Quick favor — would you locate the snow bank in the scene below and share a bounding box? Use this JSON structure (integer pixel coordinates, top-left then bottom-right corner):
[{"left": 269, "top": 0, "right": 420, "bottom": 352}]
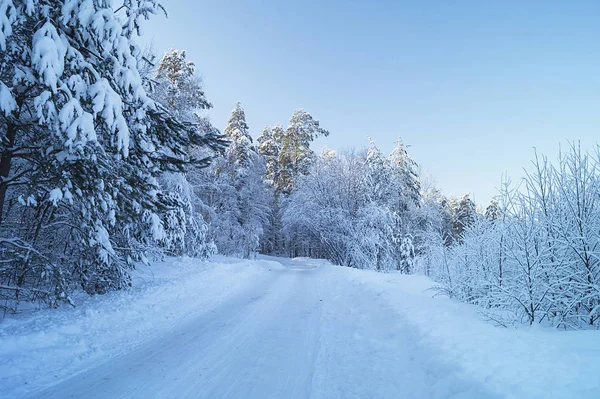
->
[
  {"left": 0, "top": 256, "right": 279, "bottom": 398},
  {"left": 331, "top": 266, "right": 600, "bottom": 399}
]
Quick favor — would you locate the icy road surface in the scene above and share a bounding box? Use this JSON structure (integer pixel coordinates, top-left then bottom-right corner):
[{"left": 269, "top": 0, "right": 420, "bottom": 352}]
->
[{"left": 23, "top": 257, "right": 496, "bottom": 399}]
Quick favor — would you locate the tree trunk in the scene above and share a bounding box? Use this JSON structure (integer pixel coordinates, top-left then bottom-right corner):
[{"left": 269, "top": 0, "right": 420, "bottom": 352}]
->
[{"left": 0, "top": 123, "right": 16, "bottom": 224}]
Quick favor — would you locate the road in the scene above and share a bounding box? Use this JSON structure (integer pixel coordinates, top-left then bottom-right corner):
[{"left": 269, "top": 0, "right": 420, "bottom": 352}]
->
[{"left": 28, "top": 257, "right": 497, "bottom": 399}]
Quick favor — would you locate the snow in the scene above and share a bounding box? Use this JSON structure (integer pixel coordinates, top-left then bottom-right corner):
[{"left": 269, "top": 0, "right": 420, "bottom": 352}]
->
[
  {"left": 89, "top": 78, "right": 130, "bottom": 156},
  {"left": 58, "top": 98, "right": 97, "bottom": 149},
  {"left": 332, "top": 267, "right": 600, "bottom": 399},
  {"left": 1, "top": 256, "right": 598, "bottom": 398},
  {"left": 149, "top": 211, "right": 165, "bottom": 240},
  {"left": 0, "top": 0, "right": 16, "bottom": 51},
  {"left": 0, "top": 81, "right": 16, "bottom": 115},
  {"left": 47, "top": 188, "right": 63, "bottom": 206},
  {"left": 0, "top": 256, "right": 280, "bottom": 398},
  {"left": 31, "top": 22, "right": 67, "bottom": 93}
]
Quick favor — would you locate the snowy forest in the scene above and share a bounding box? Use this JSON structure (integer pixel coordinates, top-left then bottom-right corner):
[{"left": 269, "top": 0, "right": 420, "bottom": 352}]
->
[{"left": 1, "top": 1, "right": 599, "bottom": 331}]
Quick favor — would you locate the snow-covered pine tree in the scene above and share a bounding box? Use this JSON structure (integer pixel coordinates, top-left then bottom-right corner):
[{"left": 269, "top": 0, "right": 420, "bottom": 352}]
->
[
  {"left": 223, "top": 102, "right": 253, "bottom": 167},
  {"left": 204, "top": 103, "right": 269, "bottom": 258},
  {"left": 277, "top": 109, "right": 329, "bottom": 194},
  {"left": 409, "top": 179, "right": 447, "bottom": 275},
  {"left": 452, "top": 194, "right": 477, "bottom": 242},
  {"left": 388, "top": 137, "right": 421, "bottom": 213},
  {"left": 257, "top": 125, "right": 282, "bottom": 189},
  {"left": 485, "top": 200, "right": 501, "bottom": 221},
  {"left": 386, "top": 138, "right": 421, "bottom": 269},
  {"left": 363, "top": 138, "right": 391, "bottom": 204},
  {"left": 399, "top": 234, "right": 415, "bottom": 274},
  {"left": 0, "top": 1, "right": 224, "bottom": 311},
  {"left": 149, "top": 47, "right": 219, "bottom": 257},
  {"left": 257, "top": 125, "right": 283, "bottom": 253},
  {"left": 153, "top": 48, "right": 211, "bottom": 117}
]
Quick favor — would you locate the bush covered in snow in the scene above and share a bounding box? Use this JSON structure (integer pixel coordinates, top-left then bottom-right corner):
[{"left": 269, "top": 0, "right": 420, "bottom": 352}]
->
[{"left": 422, "top": 144, "right": 600, "bottom": 329}]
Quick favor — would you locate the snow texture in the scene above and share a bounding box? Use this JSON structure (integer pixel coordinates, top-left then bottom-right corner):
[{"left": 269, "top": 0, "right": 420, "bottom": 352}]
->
[
  {"left": 0, "top": 81, "right": 16, "bottom": 115},
  {"left": 1, "top": 256, "right": 597, "bottom": 399}
]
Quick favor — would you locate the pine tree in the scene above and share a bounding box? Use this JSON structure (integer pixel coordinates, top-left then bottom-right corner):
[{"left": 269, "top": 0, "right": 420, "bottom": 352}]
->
[
  {"left": 149, "top": 47, "right": 220, "bottom": 257},
  {"left": 399, "top": 234, "right": 415, "bottom": 273},
  {"left": 452, "top": 194, "right": 477, "bottom": 243},
  {"left": 257, "top": 125, "right": 283, "bottom": 253},
  {"left": 154, "top": 48, "right": 211, "bottom": 117},
  {"left": 223, "top": 102, "right": 253, "bottom": 167},
  {"left": 388, "top": 137, "right": 421, "bottom": 212},
  {"left": 0, "top": 1, "right": 224, "bottom": 309},
  {"left": 257, "top": 125, "right": 283, "bottom": 189},
  {"left": 485, "top": 199, "right": 501, "bottom": 221},
  {"left": 364, "top": 138, "right": 390, "bottom": 203},
  {"left": 277, "top": 109, "right": 329, "bottom": 194},
  {"left": 204, "top": 103, "right": 268, "bottom": 258},
  {"left": 438, "top": 196, "right": 456, "bottom": 246}
]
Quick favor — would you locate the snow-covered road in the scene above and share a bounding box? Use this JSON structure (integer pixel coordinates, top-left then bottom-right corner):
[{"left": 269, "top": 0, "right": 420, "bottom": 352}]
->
[
  {"left": 24, "top": 257, "right": 496, "bottom": 399},
  {"left": 4, "top": 256, "right": 599, "bottom": 399}
]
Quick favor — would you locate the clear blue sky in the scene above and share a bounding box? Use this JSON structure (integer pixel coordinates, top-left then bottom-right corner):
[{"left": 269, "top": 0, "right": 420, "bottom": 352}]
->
[{"left": 142, "top": 0, "right": 600, "bottom": 205}]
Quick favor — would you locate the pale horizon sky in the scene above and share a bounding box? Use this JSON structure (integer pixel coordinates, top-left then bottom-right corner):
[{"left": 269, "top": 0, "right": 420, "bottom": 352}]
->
[{"left": 141, "top": 1, "right": 599, "bottom": 206}]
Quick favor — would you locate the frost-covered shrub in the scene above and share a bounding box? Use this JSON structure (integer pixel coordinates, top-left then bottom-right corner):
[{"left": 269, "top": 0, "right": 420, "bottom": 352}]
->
[{"left": 424, "top": 145, "right": 600, "bottom": 329}]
